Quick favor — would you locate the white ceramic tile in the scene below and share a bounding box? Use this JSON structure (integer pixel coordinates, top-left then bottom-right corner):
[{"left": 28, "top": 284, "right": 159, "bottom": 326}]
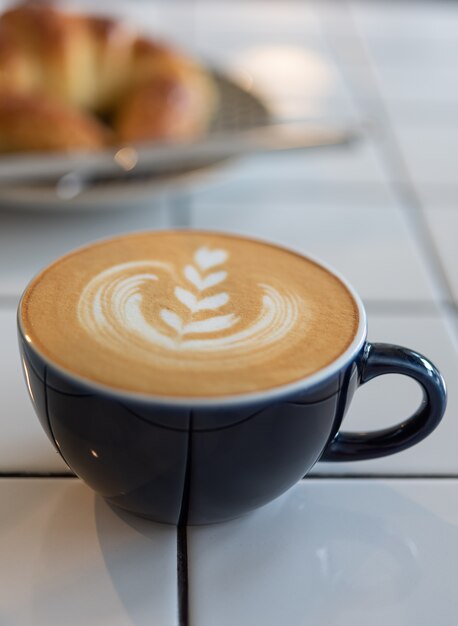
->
[
  {"left": 332, "top": 34, "right": 458, "bottom": 119},
  {"left": 188, "top": 479, "right": 458, "bottom": 626},
  {"left": 343, "top": 3, "right": 458, "bottom": 113},
  {"left": 349, "top": 0, "right": 458, "bottom": 69},
  {"left": 311, "top": 17, "right": 380, "bottom": 107},
  {"left": 351, "top": 0, "right": 458, "bottom": 39},
  {"left": 372, "top": 67, "right": 458, "bottom": 105},
  {"left": 348, "top": 50, "right": 458, "bottom": 125},
  {"left": 0, "top": 202, "right": 168, "bottom": 297},
  {"left": 360, "top": 34, "right": 458, "bottom": 69},
  {"left": 417, "top": 185, "right": 458, "bottom": 209},
  {"left": 312, "top": 312, "right": 458, "bottom": 475},
  {"left": 314, "top": 0, "right": 353, "bottom": 31},
  {"left": 190, "top": 193, "right": 438, "bottom": 302},
  {"left": 324, "top": 62, "right": 380, "bottom": 110},
  {"left": 381, "top": 101, "right": 458, "bottom": 129},
  {"left": 423, "top": 208, "right": 458, "bottom": 303},
  {"left": 0, "top": 479, "right": 177, "bottom": 625},
  {"left": 191, "top": 177, "right": 393, "bottom": 211},
  {"left": 392, "top": 126, "right": 458, "bottom": 186},
  {"left": 0, "top": 308, "right": 68, "bottom": 472}
]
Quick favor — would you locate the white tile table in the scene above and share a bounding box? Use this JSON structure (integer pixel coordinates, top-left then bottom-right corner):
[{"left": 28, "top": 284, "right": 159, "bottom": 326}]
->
[
  {"left": 355, "top": 32, "right": 458, "bottom": 70},
  {"left": 188, "top": 479, "right": 458, "bottom": 626},
  {"left": 351, "top": 0, "right": 458, "bottom": 39},
  {"left": 0, "top": 1, "right": 458, "bottom": 625},
  {"left": 0, "top": 479, "right": 178, "bottom": 626},
  {"left": 391, "top": 127, "right": 458, "bottom": 188},
  {"left": 370, "top": 67, "right": 458, "bottom": 106}
]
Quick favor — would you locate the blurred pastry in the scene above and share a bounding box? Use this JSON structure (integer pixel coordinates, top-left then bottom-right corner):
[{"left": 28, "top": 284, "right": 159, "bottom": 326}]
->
[
  {"left": 0, "top": 92, "right": 110, "bottom": 152},
  {"left": 0, "top": 2, "right": 217, "bottom": 152}
]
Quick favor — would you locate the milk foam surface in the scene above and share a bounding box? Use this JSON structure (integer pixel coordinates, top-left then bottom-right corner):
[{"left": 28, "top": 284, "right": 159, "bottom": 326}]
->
[{"left": 21, "top": 231, "right": 359, "bottom": 397}]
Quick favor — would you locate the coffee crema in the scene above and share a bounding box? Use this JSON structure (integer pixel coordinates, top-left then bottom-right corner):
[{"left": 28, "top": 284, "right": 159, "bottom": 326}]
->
[{"left": 20, "top": 231, "right": 359, "bottom": 397}]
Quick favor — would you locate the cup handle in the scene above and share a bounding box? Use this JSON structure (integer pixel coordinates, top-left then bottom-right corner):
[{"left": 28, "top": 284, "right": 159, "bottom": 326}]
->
[{"left": 320, "top": 342, "right": 447, "bottom": 462}]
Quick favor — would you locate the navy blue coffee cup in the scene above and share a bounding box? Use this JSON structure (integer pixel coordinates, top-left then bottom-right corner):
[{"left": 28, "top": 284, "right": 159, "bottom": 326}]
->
[{"left": 18, "top": 253, "right": 447, "bottom": 525}]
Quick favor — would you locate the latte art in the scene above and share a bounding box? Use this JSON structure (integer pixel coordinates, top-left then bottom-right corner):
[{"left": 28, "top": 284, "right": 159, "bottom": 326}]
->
[
  {"left": 20, "top": 231, "right": 359, "bottom": 397},
  {"left": 77, "top": 247, "right": 302, "bottom": 368}
]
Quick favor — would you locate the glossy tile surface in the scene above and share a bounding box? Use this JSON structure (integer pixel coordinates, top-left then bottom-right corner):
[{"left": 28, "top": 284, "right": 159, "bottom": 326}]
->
[
  {"left": 0, "top": 479, "right": 178, "bottom": 625},
  {"left": 188, "top": 479, "right": 458, "bottom": 626}
]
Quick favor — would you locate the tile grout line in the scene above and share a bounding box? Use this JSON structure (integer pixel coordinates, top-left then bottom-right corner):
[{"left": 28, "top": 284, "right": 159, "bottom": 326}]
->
[
  {"left": 177, "top": 525, "right": 189, "bottom": 626},
  {"left": 363, "top": 300, "right": 448, "bottom": 315},
  {"left": 1, "top": 472, "right": 458, "bottom": 480},
  {"left": 167, "top": 191, "right": 193, "bottom": 229},
  {"left": 0, "top": 472, "right": 76, "bottom": 478},
  {"left": 0, "top": 295, "right": 19, "bottom": 307},
  {"left": 177, "top": 410, "right": 193, "bottom": 626}
]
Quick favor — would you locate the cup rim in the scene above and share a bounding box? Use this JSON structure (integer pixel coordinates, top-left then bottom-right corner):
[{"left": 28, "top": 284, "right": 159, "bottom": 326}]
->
[{"left": 18, "top": 229, "right": 368, "bottom": 408}]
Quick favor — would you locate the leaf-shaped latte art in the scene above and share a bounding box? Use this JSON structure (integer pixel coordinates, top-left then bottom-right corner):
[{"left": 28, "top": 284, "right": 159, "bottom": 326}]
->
[
  {"left": 175, "top": 287, "right": 228, "bottom": 312},
  {"left": 160, "top": 309, "right": 183, "bottom": 333},
  {"left": 195, "top": 293, "right": 229, "bottom": 311},
  {"left": 184, "top": 265, "right": 227, "bottom": 291},
  {"left": 174, "top": 287, "right": 197, "bottom": 310},
  {"left": 77, "top": 245, "right": 304, "bottom": 369},
  {"left": 183, "top": 314, "right": 238, "bottom": 335}
]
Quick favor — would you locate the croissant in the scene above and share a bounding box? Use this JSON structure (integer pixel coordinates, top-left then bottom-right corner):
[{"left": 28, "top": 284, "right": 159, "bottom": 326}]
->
[{"left": 0, "top": 3, "right": 217, "bottom": 152}]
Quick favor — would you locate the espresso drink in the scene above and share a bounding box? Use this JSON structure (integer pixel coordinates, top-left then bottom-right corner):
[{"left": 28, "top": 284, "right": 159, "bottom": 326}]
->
[{"left": 20, "top": 231, "right": 359, "bottom": 397}]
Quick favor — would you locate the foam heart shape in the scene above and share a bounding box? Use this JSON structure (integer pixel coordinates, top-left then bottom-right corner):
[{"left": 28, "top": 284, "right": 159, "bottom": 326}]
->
[{"left": 194, "top": 247, "right": 228, "bottom": 271}]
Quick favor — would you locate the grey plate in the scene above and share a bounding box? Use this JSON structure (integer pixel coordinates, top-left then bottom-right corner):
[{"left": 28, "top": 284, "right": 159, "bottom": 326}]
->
[{"left": 0, "top": 72, "right": 271, "bottom": 212}]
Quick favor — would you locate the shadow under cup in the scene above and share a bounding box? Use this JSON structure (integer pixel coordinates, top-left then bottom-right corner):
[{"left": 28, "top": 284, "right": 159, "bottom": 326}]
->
[{"left": 18, "top": 310, "right": 446, "bottom": 525}]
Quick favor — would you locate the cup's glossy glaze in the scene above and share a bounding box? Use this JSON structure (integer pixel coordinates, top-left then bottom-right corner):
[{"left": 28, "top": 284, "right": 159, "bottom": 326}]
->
[
  {"left": 17, "top": 233, "right": 447, "bottom": 524},
  {"left": 18, "top": 325, "right": 446, "bottom": 525}
]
